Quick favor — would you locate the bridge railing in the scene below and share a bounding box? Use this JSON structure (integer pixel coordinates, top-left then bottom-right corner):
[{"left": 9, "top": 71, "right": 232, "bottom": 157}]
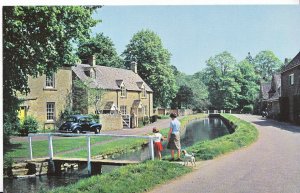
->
[
  {"left": 204, "top": 110, "right": 232, "bottom": 114},
  {"left": 28, "top": 133, "right": 158, "bottom": 175}
]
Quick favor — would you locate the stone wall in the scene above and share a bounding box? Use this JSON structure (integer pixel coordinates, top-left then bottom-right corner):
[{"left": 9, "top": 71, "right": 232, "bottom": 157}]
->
[
  {"left": 156, "top": 108, "right": 193, "bottom": 116},
  {"left": 100, "top": 114, "right": 123, "bottom": 131}
]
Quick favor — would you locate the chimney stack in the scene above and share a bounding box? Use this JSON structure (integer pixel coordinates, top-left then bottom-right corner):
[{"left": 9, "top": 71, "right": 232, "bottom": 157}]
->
[
  {"left": 88, "top": 55, "right": 96, "bottom": 67},
  {"left": 130, "top": 61, "right": 137, "bottom": 74}
]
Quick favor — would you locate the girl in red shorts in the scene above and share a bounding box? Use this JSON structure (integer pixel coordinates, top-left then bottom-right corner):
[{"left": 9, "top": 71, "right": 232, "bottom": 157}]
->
[{"left": 152, "top": 127, "right": 165, "bottom": 160}]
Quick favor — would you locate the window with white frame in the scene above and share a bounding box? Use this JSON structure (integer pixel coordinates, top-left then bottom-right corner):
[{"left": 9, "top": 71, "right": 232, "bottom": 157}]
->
[
  {"left": 45, "top": 73, "right": 55, "bottom": 88},
  {"left": 120, "top": 85, "right": 127, "bottom": 97},
  {"left": 46, "top": 102, "right": 55, "bottom": 121},
  {"left": 120, "top": 105, "right": 127, "bottom": 115},
  {"left": 289, "top": 74, "right": 294, "bottom": 85}
]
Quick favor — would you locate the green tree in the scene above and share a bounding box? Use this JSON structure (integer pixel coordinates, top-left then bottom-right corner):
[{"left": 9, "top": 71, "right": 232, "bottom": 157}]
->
[
  {"left": 235, "top": 60, "right": 260, "bottom": 110},
  {"left": 173, "top": 71, "right": 209, "bottom": 111},
  {"left": 254, "top": 50, "right": 283, "bottom": 81},
  {"left": 3, "top": 6, "right": 99, "bottom": 143},
  {"left": 122, "top": 29, "right": 177, "bottom": 107},
  {"left": 77, "top": 33, "right": 124, "bottom": 68},
  {"left": 73, "top": 79, "right": 106, "bottom": 114},
  {"left": 204, "top": 51, "right": 240, "bottom": 110},
  {"left": 190, "top": 72, "right": 210, "bottom": 111},
  {"left": 171, "top": 85, "right": 194, "bottom": 109}
]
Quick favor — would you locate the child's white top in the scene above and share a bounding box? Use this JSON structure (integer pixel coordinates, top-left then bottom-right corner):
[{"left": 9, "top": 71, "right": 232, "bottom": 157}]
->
[{"left": 153, "top": 133, "right": 162, "bottom": 142}]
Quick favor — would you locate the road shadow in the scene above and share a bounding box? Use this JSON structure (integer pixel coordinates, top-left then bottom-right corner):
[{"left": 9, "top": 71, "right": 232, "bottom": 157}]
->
[{"left": 252, "top": 119, "right": 300, "bottom": 133}]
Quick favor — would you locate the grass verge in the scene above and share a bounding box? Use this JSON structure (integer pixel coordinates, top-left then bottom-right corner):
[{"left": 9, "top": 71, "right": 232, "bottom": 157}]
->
[
  {"left": 187, "top": 114, "right": 259, "bottom": 160},
  {"left": 5, "top": 136, "right": 113, "bottom": 159},
  {"left": 46, "top": 160, "right": 192, "bottom": 193},
  {"left": 62, "top": 138, "right": 147, "bottom": 158}
]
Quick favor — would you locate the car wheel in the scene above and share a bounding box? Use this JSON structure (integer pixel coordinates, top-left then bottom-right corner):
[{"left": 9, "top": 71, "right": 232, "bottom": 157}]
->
[
  {"left": 95, "top": 128, "right": 100, "bottom": 134},
  {"left": 75, "top": 129, "right": 80, "bottom": 134}
]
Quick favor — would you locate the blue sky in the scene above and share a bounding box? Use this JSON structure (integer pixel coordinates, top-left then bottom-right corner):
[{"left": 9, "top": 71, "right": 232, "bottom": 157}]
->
[{"left": 92, "top": 5, "right": 300, "bottom": 75}]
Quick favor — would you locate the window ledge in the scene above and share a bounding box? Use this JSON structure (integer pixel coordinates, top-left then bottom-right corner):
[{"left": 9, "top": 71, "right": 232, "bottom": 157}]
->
[
  {"left": 43, "top": 87, "right": 57, "bottom": 91},
  {"left": 45, "top": 120, "right": 55, "bottom": 124}
]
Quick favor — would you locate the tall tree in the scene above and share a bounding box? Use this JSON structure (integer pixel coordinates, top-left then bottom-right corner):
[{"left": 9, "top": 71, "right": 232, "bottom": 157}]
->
[
  {"left": 122, "top": 29, "right": 177, "bottom": 107},
  {"left": 171, "top": 85, "right": 194, "bottom": 109},
  {"left": 77, "top": 33, "right": 124, "bottom": 68},
  {"left": 190, "top": 72, "right": 210, "bottom": 111},
  {"left": 254, "top": 50, "right": 283, "bottom": 81},
  {"left": 204, "top": 51, "right": 240, "bottom": 110},
  {"left": 172, "top": 71, "right": 209, "bottom": 111},
  {"left": 235, "top": 60, "right": 260, "bottom": 109},
  {"left": 3, "top": 6, "right": 99, "bottom": 144}
]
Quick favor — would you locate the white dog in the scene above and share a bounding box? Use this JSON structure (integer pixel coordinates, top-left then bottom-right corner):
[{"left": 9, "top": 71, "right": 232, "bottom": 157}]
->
[{"left": 182, "top": 150, "right": 196, "bottom": 166}]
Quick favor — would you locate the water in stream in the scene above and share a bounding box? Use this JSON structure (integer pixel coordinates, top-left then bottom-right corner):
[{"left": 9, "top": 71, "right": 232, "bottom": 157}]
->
[{"left": 4, "top": 117, "right": 230, "bottom": 193}]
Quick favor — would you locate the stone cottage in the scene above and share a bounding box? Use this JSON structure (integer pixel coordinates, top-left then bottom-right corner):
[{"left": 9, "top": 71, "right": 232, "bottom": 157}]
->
[
  {"left": 280, "top": 52, "right": 300, "bottom": 124},
  {"left": 18, "top": 57, "right": 153, "bottom": 130}
]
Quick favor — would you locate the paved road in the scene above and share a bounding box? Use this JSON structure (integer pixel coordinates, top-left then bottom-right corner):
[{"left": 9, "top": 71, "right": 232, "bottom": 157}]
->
[{"left": 149, "top": 114, "right": 300, "bottom": 193}]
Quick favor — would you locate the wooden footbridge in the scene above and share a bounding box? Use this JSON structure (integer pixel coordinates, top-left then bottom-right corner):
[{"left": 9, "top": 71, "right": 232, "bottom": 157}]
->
[{"left": 28, "top": 133, "right": 158, "bottom": 175}]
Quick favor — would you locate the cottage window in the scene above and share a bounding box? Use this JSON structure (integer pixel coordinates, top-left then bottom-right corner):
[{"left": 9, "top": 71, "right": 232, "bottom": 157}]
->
[
  {"left": 46, "top": 73, "right": 55, "bottom": 88},
  {"left": 121, "top": 85, "right": 127, "bottom": 97},
  {"left": 46, "top": 102, "right": 55, "bottom": 121},
  {"left": 144, "top": 105, "right": 148, "bottom": 115},
  {"left": 120, "top": 105, "right": 127, "bottom": 115},
  {"left": 141, "top": 86, "right": 147, "bottom": 98},
  {"left": 289, "top": 74, "right": 294, "bottom": 85}
]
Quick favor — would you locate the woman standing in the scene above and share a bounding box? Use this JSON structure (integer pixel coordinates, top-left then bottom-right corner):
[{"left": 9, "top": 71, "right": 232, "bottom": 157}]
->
[{"left": 167, "top": 113, "right": 181, "bottom": 161}]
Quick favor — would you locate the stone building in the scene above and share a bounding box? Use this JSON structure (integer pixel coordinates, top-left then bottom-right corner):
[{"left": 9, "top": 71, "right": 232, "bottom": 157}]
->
[
  {"left": 259, "top": 82, "right": 271, "bottom": 113},
  {"left": 18, "top": 58, "right": 153, "bottom": 130},
  {"left": 280, "top": 52, "right": 300, "bottom": 124},
  {"left": 267, "top": 74, "right": 281, "bottom": 119},
  {"left": 18, "top": 67, "right": 73, "bottom": 130}
]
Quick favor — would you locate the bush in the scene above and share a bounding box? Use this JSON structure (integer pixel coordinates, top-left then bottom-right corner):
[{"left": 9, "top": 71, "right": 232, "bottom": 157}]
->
[
  {"left": 4, "top": 111, "right": 21, "bottom": 144},
  {"left": 242, "top": 105, "right": 253, "bottom": 114},
  {"left": 151, "top": 115, "right": 158, "bottom": 123},
  {"left": 4, "top": 155, "right": 13, "bottom": 177},
  {"left": 143, "top": 116, "right": 150, "bottom": 125},
  {"left": 19, "top": 116, "right": 39, "bottom": 136}
]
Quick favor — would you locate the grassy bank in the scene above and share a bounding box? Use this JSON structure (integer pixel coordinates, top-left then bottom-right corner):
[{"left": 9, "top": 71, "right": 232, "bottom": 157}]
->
[
  {"left": 62, "top": 138, "right": 147, "bottom": 158},
  {"left": 5, "top": 136, "right": 113, "bottom": 159},
  {"left": 48, "top": 114, "right": 258, "bottom": 193},
  {"left": 187, "top": 114, "right": 259, "bottom": 160},
  {"left": 46, "top": 160, "right": 192, "bottom": 193}
]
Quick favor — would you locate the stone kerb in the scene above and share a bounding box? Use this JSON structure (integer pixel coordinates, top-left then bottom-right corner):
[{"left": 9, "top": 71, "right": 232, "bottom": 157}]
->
[{"left": 99, "top": 114, "right": 123, "bottom": 131}]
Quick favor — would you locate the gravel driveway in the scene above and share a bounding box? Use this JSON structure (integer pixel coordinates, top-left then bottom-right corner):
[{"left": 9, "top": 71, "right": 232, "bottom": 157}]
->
[{"left": 148, "top": 114, "right": 300, "bottom": 193}]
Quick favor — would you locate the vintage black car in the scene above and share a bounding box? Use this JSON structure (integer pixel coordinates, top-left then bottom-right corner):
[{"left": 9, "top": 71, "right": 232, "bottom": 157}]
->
[{"left": 59, "top": 115, "right": 102, "bottom": 134}]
